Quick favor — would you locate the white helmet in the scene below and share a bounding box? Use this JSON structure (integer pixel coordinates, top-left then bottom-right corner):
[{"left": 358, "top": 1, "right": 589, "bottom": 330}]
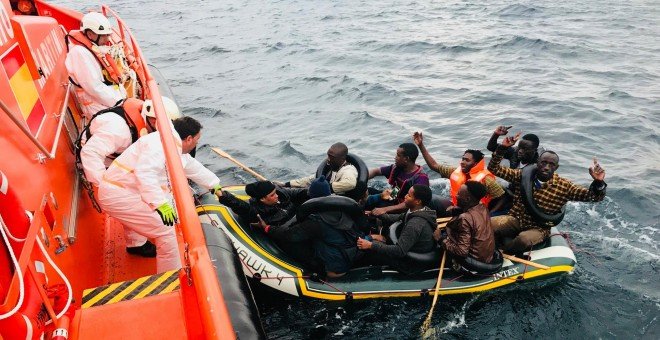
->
[
  {"left": 81, "top": 12, "right": 113, "bottom": 35},
  {"left": 142, "top": 96, "right": 181, "bottom": 120}
]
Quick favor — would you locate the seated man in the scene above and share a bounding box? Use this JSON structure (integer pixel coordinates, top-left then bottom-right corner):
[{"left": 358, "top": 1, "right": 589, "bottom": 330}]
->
[
  {"left": 217, "top": 180, "right": 309, "bottom": 227},
  {"left": 276, "top": 143, "right": 358, "bottom": 196},
  {"left": 488, "top": 134, "right": 607, "bottom": 254},
  {"left": 486, "top": 126, "right": 541, "bottom": 168},
  {"left": 357, "top": 185, "right": 437, "bottom": 275},
  {"left": 413, "top": 131, "right": 505, "bottom": 215},
  {"left": 253, "top": 177, "right": 364, "bottom": 278},
  {"left": 366, "top": 143, "right": 430, "bottom": 216},
  {"left": 435, "top": 181, "right": 495, "bottom": 267}
]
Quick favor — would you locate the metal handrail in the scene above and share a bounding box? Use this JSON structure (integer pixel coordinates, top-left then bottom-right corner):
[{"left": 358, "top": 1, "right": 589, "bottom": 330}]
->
[
  {"left": 49, "top": 83, "right": 71, "bottom": 158},
  {"left": 0, "top": 99, "right": 52, "bottom": 158},
  {"left": 101, "top": 5, "right": 236, "bottom": 339}
]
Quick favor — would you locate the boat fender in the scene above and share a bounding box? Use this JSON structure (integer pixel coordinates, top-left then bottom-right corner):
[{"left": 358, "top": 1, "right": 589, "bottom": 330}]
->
[
  {"left": 0, "top": 170, "right": 48, "bottom": 339},
  {"left": 452, "top": 250, "right": 504, "bottom": 276},
  {"left": 315, "top": 153, "right": 369, "bottom": 201},
  {"left": 388, "top": 221, "right": 441, "bottom": 265},
  {"left": 296, "top": 195, "right": 363, "bottom": 223},
  {"left": 521, "top": 165, "right": 565, "bottom": 226},
  {"left": 200, "top": 223, "right": 266, "bottom": 339}
]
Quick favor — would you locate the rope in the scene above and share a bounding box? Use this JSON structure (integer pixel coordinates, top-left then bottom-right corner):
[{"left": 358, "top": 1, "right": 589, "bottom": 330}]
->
[{"left": 551, "top": 231, "right": 602, "bottom": 265}]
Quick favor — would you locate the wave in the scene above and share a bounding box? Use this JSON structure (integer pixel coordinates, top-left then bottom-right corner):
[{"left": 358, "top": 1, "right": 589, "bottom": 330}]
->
[
  {"left": 495, "top": 4, "right": 541, "bottom": 17},
  {"left": 200, "top": 45, "right": 232, "bottom": 54},
  {"left": 276, "top": 141, "right": 310, "bottom": 162},
  {"left": 369, "top": 40, "right": 479, "bottom": 54}
]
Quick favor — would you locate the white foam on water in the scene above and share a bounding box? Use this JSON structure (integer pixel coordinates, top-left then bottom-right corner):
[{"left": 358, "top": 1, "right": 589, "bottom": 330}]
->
[
  {"left": 333, "top": 325, "right": 349, "bottom": 336},
  {"left": 437, "top": 295, "right": 480, "bottom": 334}
]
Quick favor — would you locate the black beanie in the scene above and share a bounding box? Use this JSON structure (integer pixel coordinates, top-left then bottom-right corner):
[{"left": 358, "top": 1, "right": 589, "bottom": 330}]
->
[
  {"left": 465, "top": 181, "right": 487, "bottom": 201},
  {"left": 245, "top": 181, "right": 276, "bottom": 200},
  {"left": 308, "top": 176, "right": 331, "bottom": 198}
]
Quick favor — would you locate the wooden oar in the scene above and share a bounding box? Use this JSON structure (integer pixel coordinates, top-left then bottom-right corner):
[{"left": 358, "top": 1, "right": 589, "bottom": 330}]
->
[
  {"left": 421, "top": 250, "right": 447, "bottom": 337},
  {"left": 211, "top": 147, "right": 268, "bottom": 181},
  {"left": 436, "top": 217, "right": 452, "bottom": 223},
  {"left": 502, "top": 253, "right": 550, "bottom": 270}
]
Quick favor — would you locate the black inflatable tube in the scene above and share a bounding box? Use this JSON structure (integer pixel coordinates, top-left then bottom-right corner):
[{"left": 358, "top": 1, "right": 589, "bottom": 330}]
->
[
  {"left": 459, "top": 251, "right": 504, "bottom": 275},
  {"left": 521, "top": 165, "right": 565, "bottom": 225},
  {"left": 315, "top": 153, "right": 368, "bottom": 201},
  {"left": 388, "top": 221, "right": 440, "bottom": 265},
  {"left": 296, "top": 195, "right": 363, "bottom": 222},
  {"left": 201, "top": 223, "right": 266, "bottom": 339}
]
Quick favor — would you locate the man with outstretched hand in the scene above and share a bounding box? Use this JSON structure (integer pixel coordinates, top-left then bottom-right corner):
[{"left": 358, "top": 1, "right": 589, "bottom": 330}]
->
[
  {"left": 98, "top": 116, "right": 222, "bottom": 273},
  {"left": 488, "top": 133, "right": 607, "bottom": 255}
]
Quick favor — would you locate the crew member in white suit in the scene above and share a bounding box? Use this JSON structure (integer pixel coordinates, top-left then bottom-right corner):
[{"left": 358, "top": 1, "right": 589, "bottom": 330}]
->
[
  {"left": 80, "top": 97, "right": 181, "bottom": 257},
  {"left": 98, "top": 116, "right": 222, "bottom": 272},
  {"left": 65, "top": 12, "right": 125, "bottom": 118},
  {"left": 80, "top": 96, "right": 181, "bottom": 187}
]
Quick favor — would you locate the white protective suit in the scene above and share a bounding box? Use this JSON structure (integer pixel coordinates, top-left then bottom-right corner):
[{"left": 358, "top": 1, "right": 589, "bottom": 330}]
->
[
  {"left": 80, "top": 112, "right": 132, "bottom": 186},
  {"left": 98, "top": 128, "right": 220, "bottom": 273},
  {"left": 65, "top": 44, "right": 125, "bottom": 118}
]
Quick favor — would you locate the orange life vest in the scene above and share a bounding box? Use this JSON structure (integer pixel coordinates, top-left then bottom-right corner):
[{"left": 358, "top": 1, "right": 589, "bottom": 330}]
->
[
  {"left": 67, "top": 30, "right": 144, "bottom": 98},
  {"left": 449, "top": 159, "right": 495, "bottom": 206},
  {"left": 81, "top": 98, "right": 147, "bottom": 146}
]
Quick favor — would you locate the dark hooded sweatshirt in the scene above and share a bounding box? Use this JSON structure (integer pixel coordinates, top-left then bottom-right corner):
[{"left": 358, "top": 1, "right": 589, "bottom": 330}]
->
[{"left": 371, "top": 207, "right": 437, "bottom": 274}]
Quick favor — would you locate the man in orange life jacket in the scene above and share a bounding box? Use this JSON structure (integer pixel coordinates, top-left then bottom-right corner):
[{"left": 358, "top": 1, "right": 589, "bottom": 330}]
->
[
  {"left": 413, "top": 131, "right": 506, "bottom": 216},
  {"left": 79, "top": 96, "right": 181, "bottom": 187},
  {"left": 65, "top": 12, "right": 128, "bottom": 118},
  {"left": 79, "top": 97, "right": 180, "bottom": 257}
]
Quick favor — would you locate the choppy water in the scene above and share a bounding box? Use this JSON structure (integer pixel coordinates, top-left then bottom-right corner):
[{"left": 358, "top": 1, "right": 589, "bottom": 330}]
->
[{"left": 60, "top": 0, "right": 658, "bottom": 338}]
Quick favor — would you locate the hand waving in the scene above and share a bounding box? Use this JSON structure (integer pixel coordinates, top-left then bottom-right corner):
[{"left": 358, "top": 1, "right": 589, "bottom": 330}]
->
[
  {"left": 494, "top": 125, "right": 512, "bottom": 136},
  {"left": 501, "top": 132, "right": 521, "bottom": 148},
  {"left": 412, "top": 131, "right": 424, "bottom": 146},
  {"left": 588, "top": 157, "right": 606, "bottom": 181}
]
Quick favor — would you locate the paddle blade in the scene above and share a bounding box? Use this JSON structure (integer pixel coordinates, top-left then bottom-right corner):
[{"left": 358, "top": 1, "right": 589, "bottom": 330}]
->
[
  {"left": 420, "top": 314, "right": 436, "bottom": 338},
  {"left": 211, "top": 147, "right": 230, "bottom": 159}
]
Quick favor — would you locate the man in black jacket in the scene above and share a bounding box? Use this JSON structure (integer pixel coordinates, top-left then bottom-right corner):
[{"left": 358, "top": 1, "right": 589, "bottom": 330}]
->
[
  {"left": 216, "top": 180, "right": 308, "bottom": 228},
  {"left": 253, "top": 177, "right": 364, "bottom": 278},
  {"left": 357, "top": 184, "right": 437, "bottom": 274}
]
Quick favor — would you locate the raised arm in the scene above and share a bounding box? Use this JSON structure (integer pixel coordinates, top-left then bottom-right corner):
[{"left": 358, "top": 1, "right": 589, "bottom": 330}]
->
[
  {"left": 566, "top": 158, "right": 607, "bottom": 202},
  {"left": 413, "top": 131, "right": 441, "bottom": 171},
  {"left": 487, "top": 125, "right": 511, "bottom": 152},
  {"left": 487, "top": 133, "right": 522, "bottom": 183}
]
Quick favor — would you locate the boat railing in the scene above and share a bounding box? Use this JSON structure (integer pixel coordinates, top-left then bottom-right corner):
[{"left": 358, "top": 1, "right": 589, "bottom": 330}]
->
[{"left": 100, "top": 6, "right": 236, "bottom": 339}]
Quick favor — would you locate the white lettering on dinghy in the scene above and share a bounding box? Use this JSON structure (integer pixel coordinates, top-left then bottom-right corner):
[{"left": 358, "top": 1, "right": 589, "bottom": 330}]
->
[{"left": 494, "top": 267, "right": 520, "bottom": 279}]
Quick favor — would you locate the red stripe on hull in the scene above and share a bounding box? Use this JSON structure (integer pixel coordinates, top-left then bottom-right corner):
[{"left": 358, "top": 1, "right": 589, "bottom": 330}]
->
[{"left": 1, "top": 46, "right": 26, "bottom": 79}]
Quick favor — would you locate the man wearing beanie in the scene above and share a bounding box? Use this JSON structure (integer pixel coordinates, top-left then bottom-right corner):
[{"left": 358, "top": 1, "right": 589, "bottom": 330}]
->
[
  {"left": 307, "top": 176, "right": 332, "bottom": 198},
  {"left": 216, "top": 180, "right": 309, "bottom": 228},
  {"left": 257, "top": 176, "right": 368, "bottom": 279},
  {"left": 435, "top": 181, "right": 496, "bottom": 265}
]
